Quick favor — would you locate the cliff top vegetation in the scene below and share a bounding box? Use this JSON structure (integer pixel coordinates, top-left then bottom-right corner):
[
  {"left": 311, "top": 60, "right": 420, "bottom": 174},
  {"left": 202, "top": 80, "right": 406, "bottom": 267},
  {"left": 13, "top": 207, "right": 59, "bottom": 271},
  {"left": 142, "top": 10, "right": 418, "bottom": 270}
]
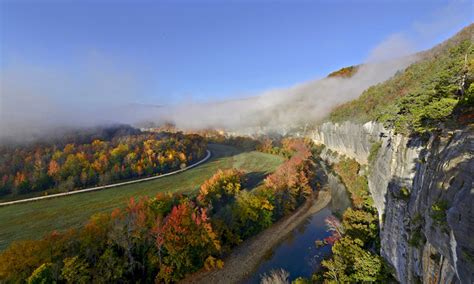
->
[{"left": 329, "top": 24, "right": 474, "bottom": 135}]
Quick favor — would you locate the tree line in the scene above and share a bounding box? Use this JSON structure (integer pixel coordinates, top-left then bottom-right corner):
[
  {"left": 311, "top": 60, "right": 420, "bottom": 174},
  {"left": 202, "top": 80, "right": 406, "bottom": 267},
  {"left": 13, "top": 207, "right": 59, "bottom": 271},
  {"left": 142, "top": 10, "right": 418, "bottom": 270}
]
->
[
  {"left": 0, "top": 139, "right": 318, "bottom": 283},
  {"left": 0, "top": 132, "right": 206, "bottom": 198}
]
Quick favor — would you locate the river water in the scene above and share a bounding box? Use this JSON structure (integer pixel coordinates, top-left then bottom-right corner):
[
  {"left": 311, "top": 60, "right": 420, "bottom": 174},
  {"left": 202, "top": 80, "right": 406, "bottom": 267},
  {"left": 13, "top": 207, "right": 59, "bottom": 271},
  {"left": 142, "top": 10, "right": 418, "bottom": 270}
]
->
[{"left": 246, "top": 181, "right": 351, "bottom": 283}]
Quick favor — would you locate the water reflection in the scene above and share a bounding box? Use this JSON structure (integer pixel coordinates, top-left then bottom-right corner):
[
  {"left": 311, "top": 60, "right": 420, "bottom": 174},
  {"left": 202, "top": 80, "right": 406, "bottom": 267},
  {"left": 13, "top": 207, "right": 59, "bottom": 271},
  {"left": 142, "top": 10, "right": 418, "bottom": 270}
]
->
[
  {"left": 246, "top": 185, "right": 350, "bottom": 283},
  {"left": 246, "top": 207, "right": 334, "bottom": 283}
]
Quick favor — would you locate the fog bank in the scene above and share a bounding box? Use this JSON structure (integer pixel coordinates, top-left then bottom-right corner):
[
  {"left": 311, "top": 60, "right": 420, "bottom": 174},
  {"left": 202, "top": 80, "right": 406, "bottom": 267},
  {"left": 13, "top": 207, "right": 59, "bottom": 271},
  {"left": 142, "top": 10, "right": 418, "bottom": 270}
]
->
[
  {"left": 155, "top": 53, "right": 416, "bottom": 133},
  {"left": 2, "top": 5, "right": 468, "bottom": 142}
]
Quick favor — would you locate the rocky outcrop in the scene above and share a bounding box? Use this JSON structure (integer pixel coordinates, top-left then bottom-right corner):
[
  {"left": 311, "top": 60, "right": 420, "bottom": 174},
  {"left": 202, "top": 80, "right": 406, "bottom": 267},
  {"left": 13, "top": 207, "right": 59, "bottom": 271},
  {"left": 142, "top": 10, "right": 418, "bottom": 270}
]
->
[
  {"left": 311, "top": 122, "right": 474, "bottom": 284},
  {"left": 312, "top": 121, "right": 384, "bottom": 165}
]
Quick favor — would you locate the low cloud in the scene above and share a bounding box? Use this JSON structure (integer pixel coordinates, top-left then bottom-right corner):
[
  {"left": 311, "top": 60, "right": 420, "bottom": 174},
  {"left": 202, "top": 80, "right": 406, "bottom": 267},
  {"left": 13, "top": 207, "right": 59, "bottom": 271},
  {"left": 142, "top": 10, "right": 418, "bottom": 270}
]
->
[
  {"left": 154, "top": 49, "right": 417, "bottom": 134},
  {"left": 1, "top": 1, "right": 470, "bottom": 142},
  {"left": 0, "top": 61, "right": 146, "bottom": 142}
]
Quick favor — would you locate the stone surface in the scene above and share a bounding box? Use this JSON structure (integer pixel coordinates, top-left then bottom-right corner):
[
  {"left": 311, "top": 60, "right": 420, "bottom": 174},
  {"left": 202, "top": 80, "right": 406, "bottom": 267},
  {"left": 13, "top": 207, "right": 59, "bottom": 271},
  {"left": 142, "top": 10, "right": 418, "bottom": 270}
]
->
[{"left": 311, "top": 122, "right": 474, "bottom": 284}]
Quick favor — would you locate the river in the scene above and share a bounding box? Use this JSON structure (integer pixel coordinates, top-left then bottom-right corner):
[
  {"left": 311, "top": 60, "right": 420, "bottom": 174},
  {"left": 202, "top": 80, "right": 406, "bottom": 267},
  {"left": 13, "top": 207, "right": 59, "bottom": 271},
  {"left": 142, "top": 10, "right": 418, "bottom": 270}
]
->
[{"left": 246, "top": 178, "right": 351, "bottom": 283}]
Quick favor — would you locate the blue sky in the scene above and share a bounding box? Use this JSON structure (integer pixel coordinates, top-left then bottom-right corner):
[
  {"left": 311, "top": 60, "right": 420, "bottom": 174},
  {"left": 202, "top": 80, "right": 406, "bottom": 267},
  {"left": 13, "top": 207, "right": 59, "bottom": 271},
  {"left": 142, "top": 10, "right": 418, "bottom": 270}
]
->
[{"left": 1, "top": 0, "right": 472, "bottom": 104}]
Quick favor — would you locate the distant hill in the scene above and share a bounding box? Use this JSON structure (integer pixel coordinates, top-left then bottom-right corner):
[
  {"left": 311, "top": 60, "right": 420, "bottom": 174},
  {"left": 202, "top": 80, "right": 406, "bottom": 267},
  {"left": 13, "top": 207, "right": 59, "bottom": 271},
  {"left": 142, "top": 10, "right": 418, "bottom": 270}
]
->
[
  {"left": 327, "top": 66, "right": 359, "bottom": 78},
  {"left": 329, "top": 24, "right": 473, "bottom": 135},
  {"left": 0, "top": 124, "right": 140, "bottom": 148}
]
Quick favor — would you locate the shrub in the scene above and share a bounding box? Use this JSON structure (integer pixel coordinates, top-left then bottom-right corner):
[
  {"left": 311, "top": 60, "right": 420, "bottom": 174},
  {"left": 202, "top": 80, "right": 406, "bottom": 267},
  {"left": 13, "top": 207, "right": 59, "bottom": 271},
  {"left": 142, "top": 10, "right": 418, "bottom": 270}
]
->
[
  {"left": 462, "top": 249, "right": 474, "bottom": 265},
  {"left": 399, "top": 187, "right": 411, "bottom": 201},
  {"left": 411, "top": 213, "right": 424, "bottom": 226},
  {"left": 368, "top": 141, "right": 382, "bottom": 165},
  {"left": 431, "top": 200, "right": 449, "bottom": 227},
  {"left": 408, "top": 229, "right": 425, "bottom": 248}
]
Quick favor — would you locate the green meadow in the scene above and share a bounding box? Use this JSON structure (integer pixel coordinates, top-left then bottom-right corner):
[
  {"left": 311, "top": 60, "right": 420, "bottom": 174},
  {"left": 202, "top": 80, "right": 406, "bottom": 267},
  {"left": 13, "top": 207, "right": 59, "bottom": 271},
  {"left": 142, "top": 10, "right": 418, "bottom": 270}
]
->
[{"left": 0, "top": 144, "right": 284, "bottom": 251}]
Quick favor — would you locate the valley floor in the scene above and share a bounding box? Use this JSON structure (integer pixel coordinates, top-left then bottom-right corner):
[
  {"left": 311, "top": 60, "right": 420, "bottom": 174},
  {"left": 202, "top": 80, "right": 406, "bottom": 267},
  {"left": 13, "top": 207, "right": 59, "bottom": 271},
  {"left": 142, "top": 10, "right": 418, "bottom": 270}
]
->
[
  {"left": 0, "top": 150, "right": 212, "bottom": 206},
  {"left": 0, "top": 144, "right": 284, "bottom": 251},
  {"left": 182, "top": 189, "right": 331, "bottom": 284}
]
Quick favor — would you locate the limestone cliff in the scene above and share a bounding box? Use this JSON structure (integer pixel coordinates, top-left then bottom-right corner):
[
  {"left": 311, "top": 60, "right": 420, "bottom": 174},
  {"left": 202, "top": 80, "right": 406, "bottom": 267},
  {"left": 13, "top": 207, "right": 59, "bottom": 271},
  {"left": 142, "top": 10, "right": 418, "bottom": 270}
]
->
[{"left": 312, "top": 122, "right": 474, "bottom": 283}]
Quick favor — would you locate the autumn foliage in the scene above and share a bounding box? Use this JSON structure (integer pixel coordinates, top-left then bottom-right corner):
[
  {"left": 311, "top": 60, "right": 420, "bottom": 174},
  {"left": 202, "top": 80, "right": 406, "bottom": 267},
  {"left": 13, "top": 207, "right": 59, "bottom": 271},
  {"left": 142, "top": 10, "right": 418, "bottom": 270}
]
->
[
  {"left": 197, "top": 169, "right": 245, "bottom": 211},
  {"left": 0, "top": 131, "right": 206, "bottom": 198},
  {"left": 264, "top": 139, "right": 313, "bottom": 217},
  {"left": 0, "top": 194, "right": 222, "bottom": 283},
  {"left": 0, "top": 138, "right": 318, "bottom": 283},
  {"left": 155, "top": 201, "right": 221, "bottom": 281},
  {"left": 323, "top": 216, "right": 344, "bottom": 245}
]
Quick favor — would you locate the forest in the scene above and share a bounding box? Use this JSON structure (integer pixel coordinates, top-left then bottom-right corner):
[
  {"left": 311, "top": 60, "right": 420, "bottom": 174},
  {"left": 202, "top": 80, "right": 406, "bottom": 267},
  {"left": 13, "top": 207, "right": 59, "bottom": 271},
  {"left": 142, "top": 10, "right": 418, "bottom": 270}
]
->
[
  {"left": 0, "top": 138, "right": 318, "bottom": 283},
  {"left": 0, "top": 129, "right": 207, "bottom": 198},
  {"left": 329, "top": 28, "right": 473, "bottom": 135}
]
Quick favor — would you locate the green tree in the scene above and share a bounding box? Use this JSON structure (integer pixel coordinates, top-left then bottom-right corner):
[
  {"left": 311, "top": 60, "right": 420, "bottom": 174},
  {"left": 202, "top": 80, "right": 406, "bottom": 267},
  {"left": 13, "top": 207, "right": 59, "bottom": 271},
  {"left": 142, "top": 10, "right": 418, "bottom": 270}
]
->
[
  {"left": 353, "top": 250, "right": 385, "bottom": 282},
  {"left": 95, "top": 248, "right": 126, "bottom": 282},
  {"left": 232, "top": 190, "right": 274, "bottom": 239},
  {"left": 321, "top": 235, "right": 388, "bottom": 282},
  {"left": 61, "top": 256, "right": 90, "bottom": 284},
  {"left": 342, "top": 208, "right": 378, "bottom": 244},
  {"left": 27, "top": 263, "right": 55, "bottom": 284}
]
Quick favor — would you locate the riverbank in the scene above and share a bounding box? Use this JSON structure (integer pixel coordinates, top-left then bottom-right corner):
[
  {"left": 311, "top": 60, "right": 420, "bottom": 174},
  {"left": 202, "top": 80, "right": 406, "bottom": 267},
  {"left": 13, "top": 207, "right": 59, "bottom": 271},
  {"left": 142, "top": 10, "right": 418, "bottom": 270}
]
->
[{"left": 182, "top": 189, "right": 332, "bottom": 284}]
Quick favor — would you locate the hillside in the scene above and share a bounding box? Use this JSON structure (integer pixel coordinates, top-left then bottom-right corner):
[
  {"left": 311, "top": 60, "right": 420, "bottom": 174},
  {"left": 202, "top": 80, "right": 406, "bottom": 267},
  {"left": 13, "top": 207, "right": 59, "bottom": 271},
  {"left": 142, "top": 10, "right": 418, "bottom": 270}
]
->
[
  {"left": 327, "top": 65, "right": 359, "bottom": 78},
  {"left": 329, "top": 24, "right": 474, "bottom": 135},
  {"left": 312, "top": 24, "right": 474, "bottom": 283}
]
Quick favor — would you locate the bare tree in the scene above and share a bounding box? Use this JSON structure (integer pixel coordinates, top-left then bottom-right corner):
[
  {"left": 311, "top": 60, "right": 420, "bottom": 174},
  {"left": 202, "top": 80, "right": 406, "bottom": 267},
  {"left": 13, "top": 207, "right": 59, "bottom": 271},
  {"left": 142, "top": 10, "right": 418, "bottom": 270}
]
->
[{"left": 260, "top": 269, "right": 290, "bottom": 284}]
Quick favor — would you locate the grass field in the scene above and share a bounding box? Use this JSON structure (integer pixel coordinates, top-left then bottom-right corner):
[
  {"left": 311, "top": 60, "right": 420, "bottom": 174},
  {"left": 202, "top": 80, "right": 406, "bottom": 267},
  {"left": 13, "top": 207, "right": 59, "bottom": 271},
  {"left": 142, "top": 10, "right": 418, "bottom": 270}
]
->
[{"left": 0, "top": 144, "right": 284, "bottom": 251}]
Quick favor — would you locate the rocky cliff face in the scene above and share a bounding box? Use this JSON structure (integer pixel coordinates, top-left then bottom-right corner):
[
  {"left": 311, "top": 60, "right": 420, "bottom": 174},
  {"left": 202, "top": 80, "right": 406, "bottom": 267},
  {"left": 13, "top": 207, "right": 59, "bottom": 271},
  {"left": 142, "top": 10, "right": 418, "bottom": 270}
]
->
[{"left": 312, "top": 122, "right": 474, "bottom": 284}]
